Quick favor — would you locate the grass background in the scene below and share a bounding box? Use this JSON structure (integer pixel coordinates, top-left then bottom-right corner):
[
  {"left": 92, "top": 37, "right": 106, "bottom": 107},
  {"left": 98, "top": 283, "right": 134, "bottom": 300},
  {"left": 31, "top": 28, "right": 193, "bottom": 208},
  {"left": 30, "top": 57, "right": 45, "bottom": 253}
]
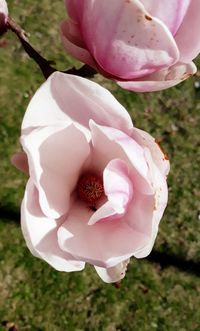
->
[{"left": 0, "top": 1, "right": 200, "bottom": 330}]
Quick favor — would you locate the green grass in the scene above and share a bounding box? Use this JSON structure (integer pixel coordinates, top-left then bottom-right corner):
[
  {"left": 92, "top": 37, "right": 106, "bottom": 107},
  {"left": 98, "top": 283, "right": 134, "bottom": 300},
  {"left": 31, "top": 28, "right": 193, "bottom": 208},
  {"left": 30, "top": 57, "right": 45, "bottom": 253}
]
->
[
  {"left": 0, "top": 1, "right": 200, "bottom": 330},
  {"left": 1, "top": 220, "right": 200, "bottom": 331}
]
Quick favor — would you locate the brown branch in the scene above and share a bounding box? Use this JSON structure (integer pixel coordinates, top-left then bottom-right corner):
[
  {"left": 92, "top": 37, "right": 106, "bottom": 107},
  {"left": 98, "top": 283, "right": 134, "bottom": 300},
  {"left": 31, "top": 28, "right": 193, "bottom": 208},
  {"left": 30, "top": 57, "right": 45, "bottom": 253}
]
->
[
  {"left": 7, "top": 17, "right": 56, "bottom": 79},
  {"left": 6, "top": 17, "right": 97, "bottom": 80},
  {"left": 65, "top": 64, "right": 97, "bottom": 78},
  {"left": 7, "top": 17, "right": 28, "bottom": 41}
]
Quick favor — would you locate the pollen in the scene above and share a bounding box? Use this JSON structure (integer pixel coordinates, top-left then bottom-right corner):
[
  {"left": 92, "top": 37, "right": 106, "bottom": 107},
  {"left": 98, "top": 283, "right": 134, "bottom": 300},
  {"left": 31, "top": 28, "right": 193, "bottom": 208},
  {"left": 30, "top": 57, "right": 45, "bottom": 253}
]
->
[{"left": 77, "top": 174, "right": 104, "bottom": 204}]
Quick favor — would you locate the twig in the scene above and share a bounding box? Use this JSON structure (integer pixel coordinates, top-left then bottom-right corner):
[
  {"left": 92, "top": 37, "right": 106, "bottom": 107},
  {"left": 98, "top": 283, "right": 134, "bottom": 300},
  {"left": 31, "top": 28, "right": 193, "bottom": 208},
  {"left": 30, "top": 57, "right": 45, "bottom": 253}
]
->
[
  {"left": 6, "top": 17, "right": 97, "bottom": 79},
  {"left": 65, "top": 64, "right": 97, "bottom": 78},
  {"left": 7, "top": 17, "right": 56, "bottom": 79}
]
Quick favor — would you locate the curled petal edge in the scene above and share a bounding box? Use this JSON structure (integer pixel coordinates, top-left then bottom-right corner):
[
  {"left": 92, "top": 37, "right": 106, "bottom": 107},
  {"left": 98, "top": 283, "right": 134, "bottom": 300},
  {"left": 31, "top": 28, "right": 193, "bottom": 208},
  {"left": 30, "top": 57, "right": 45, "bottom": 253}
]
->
[
  {"left": 117, "top": 62, "right": 197, "bottom": 92},
  {"left": 94, "top": 258, "right": 130, "bottom": 283}
]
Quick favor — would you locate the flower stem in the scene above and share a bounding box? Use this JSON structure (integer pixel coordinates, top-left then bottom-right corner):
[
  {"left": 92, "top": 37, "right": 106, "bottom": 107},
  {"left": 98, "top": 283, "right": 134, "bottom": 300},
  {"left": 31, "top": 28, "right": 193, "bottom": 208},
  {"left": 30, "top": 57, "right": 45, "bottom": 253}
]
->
[
  {"left": 7, "top": 17, "right": 56, "bottom": 79},
  {"left": 6, "top": 17, "right": 96, "bottom": 79}
]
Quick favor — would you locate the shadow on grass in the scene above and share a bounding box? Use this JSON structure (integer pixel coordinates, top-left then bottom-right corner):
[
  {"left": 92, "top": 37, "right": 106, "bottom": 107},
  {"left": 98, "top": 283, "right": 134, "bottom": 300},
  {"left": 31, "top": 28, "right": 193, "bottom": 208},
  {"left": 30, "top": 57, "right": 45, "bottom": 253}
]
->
[
  {"left": 0, "top": 204, "right": 200, "bottom": 277},
  {"left": 0, "top": 205, "right": 20, "bottom": 222},
  {"left": 148, "top": 251, "right": 200, "bottom": 277}
]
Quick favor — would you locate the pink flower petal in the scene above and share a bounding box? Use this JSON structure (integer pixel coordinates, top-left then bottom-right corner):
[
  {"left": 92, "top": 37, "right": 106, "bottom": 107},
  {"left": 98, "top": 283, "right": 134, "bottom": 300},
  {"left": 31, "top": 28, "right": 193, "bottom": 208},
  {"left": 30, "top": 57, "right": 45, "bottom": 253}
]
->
[
  {"left": 88, "top": 201, "right": 118, "bottom": 226},
  {"left": 123, "top": 189, "right": 155, "bottom": 246},
  {"left": 11, "top": 152, "right": 29, "bottom": 175},
  {"left": 21, "top": 179, "right": 85, "bottom": 272},
  {"left": 90, "top": 121, "right": 153, "bottom": 195},
  {"left": 94, "top": 258, "right": 130, "bottom": 283},
  {"left": 22, "top": 72, "right": 133, "bottom": 136},
  {"left": 21, "top": 124, "right": 90, "bottom": 219},
  {"left": 131, "top": 128, "right": 170, "bottom": 176},
  {"left": 65, "top": 0, "right": 84, "bottom": 22},
  {"left": 57, "top": 200, "right": 148, "bottom": 268},
  {"left": 120, "top": 146, "right": 168, "bottom": 259},
  {"left": 77, "top": 0, "right": 179, "bottom": 79},
  {"left": 118, "top": 61, "right": 197, "bottom": 92},
  {"left": 60, "top": 20, "right": 96, "bottom": 68},
  {"left": 140, "top": 0, "right": 190, "bottom": 35},
  {"left": 175, "top": 0, "right": 200, "bottom": 62},
  {"left": 131, "top": 147, "right": 168, "bottom": 258},
  {"left": 104, "top": 159, "right": 133, "bottom": 213},
  {"left": 88, "top": 159, "right": 133, "bottom": 225}
]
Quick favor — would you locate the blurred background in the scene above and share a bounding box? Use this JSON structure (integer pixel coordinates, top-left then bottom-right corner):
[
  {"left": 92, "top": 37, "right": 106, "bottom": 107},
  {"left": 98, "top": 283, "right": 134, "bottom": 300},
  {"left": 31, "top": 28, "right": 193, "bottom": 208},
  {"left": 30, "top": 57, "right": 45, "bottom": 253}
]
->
[{"left": 0, "top": 1, "right": 200, "bottom": 330}]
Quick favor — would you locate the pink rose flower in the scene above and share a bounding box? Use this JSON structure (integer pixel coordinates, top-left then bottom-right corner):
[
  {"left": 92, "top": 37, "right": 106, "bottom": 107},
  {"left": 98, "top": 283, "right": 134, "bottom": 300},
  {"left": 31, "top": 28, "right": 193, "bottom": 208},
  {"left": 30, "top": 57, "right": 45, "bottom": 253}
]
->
[
  {"left": 12, "top": 72, "right": 169, "bottom": 283},
  {"left": 0, "top": 0, "right": 8, "bottom": 33},
  {"left": 61, "top": 0, "right": 199, "bottom": 92}
]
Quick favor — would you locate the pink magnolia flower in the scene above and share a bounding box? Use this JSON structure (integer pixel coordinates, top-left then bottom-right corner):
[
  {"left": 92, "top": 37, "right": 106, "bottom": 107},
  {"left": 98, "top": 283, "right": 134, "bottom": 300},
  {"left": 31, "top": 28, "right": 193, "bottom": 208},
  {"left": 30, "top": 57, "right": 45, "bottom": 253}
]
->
[
  {"left": 12, "top": 72, "right": 169, "bottom": 283},
  {"left": 0, "top": 0, "right": 8, "bottom": 31},
  {"left": 61, "top": 0, "right": 199, "bottom": 92}
]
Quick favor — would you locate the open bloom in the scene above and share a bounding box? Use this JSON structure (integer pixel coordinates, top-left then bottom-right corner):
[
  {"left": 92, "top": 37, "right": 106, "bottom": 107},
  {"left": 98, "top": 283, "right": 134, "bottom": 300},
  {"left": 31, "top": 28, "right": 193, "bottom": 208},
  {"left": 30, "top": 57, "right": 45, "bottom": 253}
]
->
[
  {"left": 0, "top": 0, "right": 8, "bottom": 33},
  {"left": 61, "top": 0, "right": 199, "bottom": 92},
  {"left": 12, "top": 72, "right": 169, "bottom": 283}
]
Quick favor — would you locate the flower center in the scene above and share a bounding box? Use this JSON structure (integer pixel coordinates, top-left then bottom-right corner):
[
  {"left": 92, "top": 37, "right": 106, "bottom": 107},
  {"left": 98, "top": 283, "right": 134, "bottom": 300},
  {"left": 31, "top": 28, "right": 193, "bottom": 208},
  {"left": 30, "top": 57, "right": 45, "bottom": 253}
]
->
[{"left": 77, "top": 174, "right": 104, "bottom": 205}]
